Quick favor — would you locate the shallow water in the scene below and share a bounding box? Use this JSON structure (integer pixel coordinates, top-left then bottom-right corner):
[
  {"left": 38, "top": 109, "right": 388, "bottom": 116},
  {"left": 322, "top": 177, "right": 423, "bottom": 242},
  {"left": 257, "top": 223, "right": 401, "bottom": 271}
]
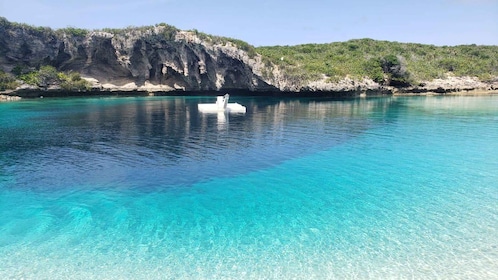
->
[{"left": 1, "top": 95, "right": 497, "bottom": 279}]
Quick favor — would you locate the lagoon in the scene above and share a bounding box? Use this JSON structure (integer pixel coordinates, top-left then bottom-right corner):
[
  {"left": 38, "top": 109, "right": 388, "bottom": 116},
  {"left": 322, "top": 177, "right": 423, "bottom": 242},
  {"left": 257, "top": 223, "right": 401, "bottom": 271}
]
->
[{"left": 1, "top": 95, "right": 497, "bottom": 279}]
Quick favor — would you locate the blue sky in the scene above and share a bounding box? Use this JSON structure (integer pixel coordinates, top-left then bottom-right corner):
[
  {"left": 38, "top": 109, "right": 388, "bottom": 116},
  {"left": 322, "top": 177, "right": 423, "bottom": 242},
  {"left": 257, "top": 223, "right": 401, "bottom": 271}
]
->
[{"left": 1, "top": 0, "right": 497, "bottom": 46}]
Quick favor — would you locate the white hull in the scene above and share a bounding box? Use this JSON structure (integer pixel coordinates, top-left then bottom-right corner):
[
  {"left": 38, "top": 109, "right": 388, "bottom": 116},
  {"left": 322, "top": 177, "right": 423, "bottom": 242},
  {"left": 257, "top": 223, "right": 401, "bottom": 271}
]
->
[
  {"left": 197, "top": 94, "right": 246, "bottom": 113},
  {"left": 198, "top": 103, "right": 246, "bottom": 113}
]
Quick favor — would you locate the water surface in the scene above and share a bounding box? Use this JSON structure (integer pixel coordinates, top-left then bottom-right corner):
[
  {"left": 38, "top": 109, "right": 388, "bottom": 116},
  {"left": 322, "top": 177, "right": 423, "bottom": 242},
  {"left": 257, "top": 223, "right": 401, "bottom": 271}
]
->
[{"left": 1, "top": 95, "right": 497, "bottom": 279}]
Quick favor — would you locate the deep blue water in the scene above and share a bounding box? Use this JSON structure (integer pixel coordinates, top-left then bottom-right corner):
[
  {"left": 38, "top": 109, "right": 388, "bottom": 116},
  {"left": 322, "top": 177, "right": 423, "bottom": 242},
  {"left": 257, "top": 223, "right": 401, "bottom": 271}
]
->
[{"left": 0, "top": 95, "right": 497, "bottom": 279}]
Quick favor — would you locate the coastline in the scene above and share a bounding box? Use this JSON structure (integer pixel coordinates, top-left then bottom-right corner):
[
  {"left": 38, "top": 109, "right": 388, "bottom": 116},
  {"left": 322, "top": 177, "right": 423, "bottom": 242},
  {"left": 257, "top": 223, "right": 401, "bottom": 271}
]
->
[
  {"left": 2, "top": 73, "right": 496, "bottom": 101},
  {"left": 393, "top": 88, "right": 498, "bottom": 96},
  {"left": 2, "top": 87, "right": 497, "bottom": 101}
]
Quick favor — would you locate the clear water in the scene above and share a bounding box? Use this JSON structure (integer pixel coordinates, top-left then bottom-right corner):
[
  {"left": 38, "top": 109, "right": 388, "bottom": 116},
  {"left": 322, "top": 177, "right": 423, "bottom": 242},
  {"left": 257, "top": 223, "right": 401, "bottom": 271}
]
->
[{"left": 1, "top": 95, "right": 497, "bottom": 279}]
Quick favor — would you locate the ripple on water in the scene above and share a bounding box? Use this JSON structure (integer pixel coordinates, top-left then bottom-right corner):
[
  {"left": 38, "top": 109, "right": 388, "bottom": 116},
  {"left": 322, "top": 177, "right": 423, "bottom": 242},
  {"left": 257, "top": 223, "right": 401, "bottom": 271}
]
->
[{"left": 0, "top": 96, "right": 497, "bottom": 279}]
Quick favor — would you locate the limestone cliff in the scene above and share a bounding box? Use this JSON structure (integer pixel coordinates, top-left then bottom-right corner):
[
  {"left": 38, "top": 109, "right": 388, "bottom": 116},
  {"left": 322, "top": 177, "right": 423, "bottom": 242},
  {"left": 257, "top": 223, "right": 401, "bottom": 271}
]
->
[{"left": 0, "top": 19, "right": 277, "bottom": 92}]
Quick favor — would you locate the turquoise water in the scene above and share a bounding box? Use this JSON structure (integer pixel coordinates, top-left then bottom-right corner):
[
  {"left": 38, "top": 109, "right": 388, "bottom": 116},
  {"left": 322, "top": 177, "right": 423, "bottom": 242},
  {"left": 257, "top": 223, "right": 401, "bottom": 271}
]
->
[{"left": 1, "top": 95, "right": 497, "bottom": 279}]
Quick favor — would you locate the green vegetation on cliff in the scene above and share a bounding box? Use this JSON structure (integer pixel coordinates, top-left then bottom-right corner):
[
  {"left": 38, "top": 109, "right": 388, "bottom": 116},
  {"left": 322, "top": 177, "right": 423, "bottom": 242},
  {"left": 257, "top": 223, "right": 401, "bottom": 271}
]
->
[
  {"left": 0, "top": 17, "right": 53, "bottom": 35},
  {"left": 0, "top": 17, "right": 179, "bottom": 40},
  {"left": 56, "top": 27, "right": 89, "bottom": 37},
  {"left": 7, "top": 65, "right": 90, "bottom": 91},
  {"left": 190, "top": 29, "right": 257, "bottom": 58},
  {"left": 10, "top": 65, "right": 90, "bottom": 91},
  {"left": 101, "top": 23, "right": 179, "bottom": 40},
  {"left": 256, "top": 39, "right": 498, "bottom": 86},
  {"left": 0, "top": 70, "right": 19, "bottom": 90}
]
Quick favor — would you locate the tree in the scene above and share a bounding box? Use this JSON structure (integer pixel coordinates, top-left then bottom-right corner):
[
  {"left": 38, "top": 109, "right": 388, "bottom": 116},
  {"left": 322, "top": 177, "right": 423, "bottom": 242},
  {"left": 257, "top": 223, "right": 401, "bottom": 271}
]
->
[
  {"left": 363, "top": 58, "right": 384, "bottom": 84},
  {"left": 380, "top": 55, "right": 411, "bottom": 87},
  {"left": 38, "top": 65, "right": 58, "bottom": 88},
  {"left": 0, "top": 70, "right": 19, "bottom": 90}
]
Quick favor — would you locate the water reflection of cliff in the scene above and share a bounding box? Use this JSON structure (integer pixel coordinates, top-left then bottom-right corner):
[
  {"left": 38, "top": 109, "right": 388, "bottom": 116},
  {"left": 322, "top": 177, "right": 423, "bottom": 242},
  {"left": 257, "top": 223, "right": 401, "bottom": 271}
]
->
[
  {"left": 1, "top": 96, "right": 398, "bottom": 189},
  {"left": 73, "top": 97, "right": 397, "bottom": 168}
]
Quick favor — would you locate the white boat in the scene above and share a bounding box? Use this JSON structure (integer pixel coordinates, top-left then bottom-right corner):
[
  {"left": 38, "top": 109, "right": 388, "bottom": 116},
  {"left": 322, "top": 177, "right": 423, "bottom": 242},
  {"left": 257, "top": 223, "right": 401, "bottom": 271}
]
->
[{"left": 197, "top": 94, "right": 246, "bottom": 113}]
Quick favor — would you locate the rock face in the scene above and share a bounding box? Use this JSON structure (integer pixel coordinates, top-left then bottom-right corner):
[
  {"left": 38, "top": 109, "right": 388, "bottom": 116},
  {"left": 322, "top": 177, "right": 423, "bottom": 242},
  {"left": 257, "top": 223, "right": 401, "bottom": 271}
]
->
[{"left": 0, "top": 20, "right": 277, "bottom": 92}]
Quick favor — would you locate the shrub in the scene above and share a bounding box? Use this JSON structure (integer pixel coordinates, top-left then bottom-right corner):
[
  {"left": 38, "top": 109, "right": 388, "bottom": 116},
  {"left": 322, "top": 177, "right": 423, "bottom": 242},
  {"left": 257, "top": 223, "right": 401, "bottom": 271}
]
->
[
  {"left": 0, "top": 70, "right": 19, "bottom": 90},
  {"left": 19, "top": 71, "right": 40, "bottom": 85},
  {"left": 363, "top": 58, "right": 384, "bottom": 83},
  {"left": 59, "top": 72, "right": 90, "bottom": 91},
  {"left": 18, "top": 66, "right": 89, "bottom": 91},
  {"left": 189, "top": 30, "right": 258, "bottom": 58},
  {"left": 156, "top": 23, "right": 178, "bottom": 40},
  {"left": 38, "top": 65, "right": 59, "bottom": 87},
  {"left": 57, "top": 27, "right": 89, "bottom": 37}
]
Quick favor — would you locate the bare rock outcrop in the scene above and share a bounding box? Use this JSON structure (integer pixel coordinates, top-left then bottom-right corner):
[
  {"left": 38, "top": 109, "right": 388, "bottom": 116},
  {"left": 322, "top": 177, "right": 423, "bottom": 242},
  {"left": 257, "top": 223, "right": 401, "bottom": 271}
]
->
[
  {"left": 305, "top": 76, "right": 390, "bottom": 96},
  {"left": 394, "top": 75, "right": 498, "bottom": 95}
]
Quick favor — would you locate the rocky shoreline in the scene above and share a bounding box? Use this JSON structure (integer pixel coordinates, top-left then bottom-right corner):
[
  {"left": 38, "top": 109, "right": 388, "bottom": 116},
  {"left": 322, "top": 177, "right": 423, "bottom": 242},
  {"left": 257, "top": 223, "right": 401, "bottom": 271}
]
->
[
  {"left": 2, "top": 86, "right": 497, "bottom": 102},
  {"left": 2, "top": 74, "right": 497, "bottom": 101},
  {"left": 0, "top": 94, "right": 21, "bottom": 101}
]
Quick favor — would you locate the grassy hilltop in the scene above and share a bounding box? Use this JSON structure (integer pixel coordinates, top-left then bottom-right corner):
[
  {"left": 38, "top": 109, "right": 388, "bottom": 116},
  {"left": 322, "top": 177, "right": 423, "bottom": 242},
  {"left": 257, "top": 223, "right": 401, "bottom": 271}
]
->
[{"left": 256, "top": 39, "right": 498, "bottom": 86}]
